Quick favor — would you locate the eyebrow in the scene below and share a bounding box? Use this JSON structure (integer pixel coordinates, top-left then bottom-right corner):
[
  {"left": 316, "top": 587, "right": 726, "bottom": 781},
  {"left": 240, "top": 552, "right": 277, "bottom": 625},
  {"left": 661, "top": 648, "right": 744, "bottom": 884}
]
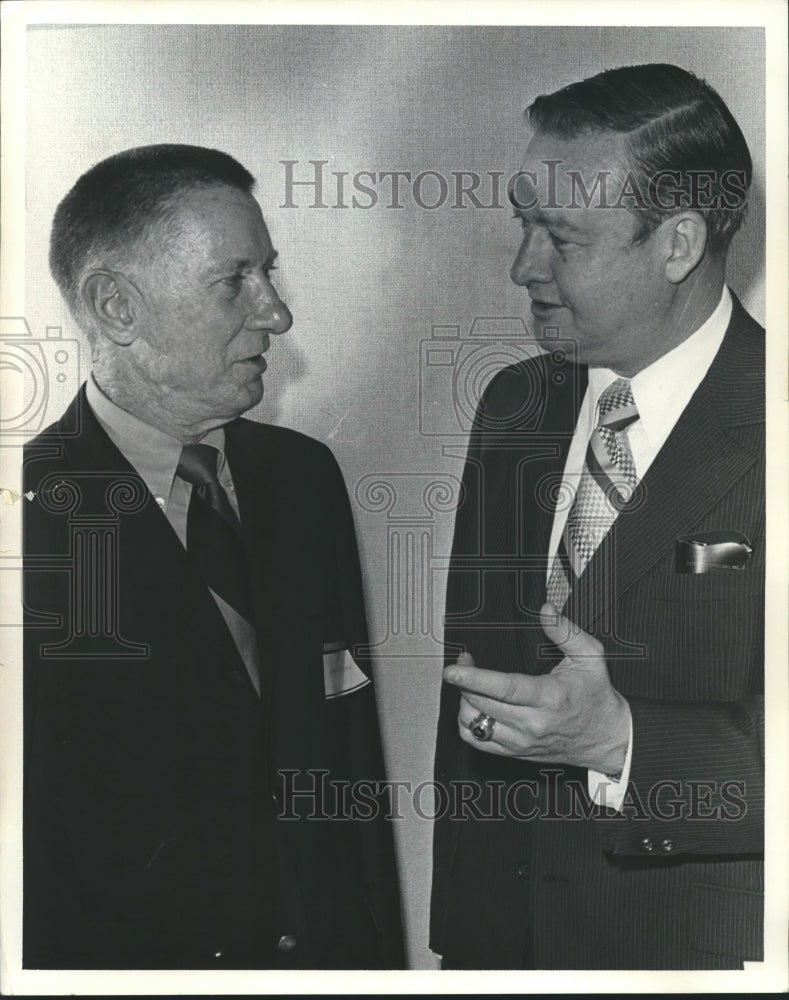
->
[{"left": 511, "top": 205, "right": 583, "bottom": 236}]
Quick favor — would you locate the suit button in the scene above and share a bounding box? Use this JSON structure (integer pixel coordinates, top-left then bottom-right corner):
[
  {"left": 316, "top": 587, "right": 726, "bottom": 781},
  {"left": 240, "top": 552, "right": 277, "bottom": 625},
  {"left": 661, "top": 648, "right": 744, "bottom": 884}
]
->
[
  {"left": 660, "top": 838, "right": 674, "bottom": 854},
  {"left": 640, "top": 837, "right": 655, "bottom": 853},
  {"left": 516, "top": 862, "right": 530, "bottom": 879},
  {"left": 277, "top": 934, "right": 297, "bottom": 953}
]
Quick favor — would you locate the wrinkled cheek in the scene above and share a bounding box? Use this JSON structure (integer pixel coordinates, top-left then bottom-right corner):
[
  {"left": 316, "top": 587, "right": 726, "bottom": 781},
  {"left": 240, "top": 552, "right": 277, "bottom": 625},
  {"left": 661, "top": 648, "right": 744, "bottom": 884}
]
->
[{"left": 138, "top": 347, "right": 185, "bottom": 389}]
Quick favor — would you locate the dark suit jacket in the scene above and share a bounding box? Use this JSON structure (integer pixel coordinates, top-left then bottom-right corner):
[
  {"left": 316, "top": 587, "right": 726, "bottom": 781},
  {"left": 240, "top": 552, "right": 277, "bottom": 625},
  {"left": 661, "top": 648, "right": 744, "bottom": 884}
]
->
[
  {"left": 23, "top": 386, "right": 404, "bottom": 970},
  {"left": 431, "top": 294, "right": 764, "bottom": 969}
]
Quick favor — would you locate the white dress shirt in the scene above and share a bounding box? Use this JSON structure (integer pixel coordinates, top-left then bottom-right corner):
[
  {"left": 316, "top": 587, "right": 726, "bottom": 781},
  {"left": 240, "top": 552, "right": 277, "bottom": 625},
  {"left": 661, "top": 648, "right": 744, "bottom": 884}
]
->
[
  {"left": 546, "top": 287, "right": 732, "bottom": 809},
  {"left": 86, "top": 375, "right": 261, "bottom": 695}
]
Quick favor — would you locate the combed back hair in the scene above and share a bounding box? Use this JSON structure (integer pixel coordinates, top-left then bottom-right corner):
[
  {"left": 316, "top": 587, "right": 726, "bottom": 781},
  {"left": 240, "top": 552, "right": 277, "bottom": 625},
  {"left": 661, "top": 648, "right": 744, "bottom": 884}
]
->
[
  {"left": 527, "top": 63, "right": 753, "bottom": 253},
  {"left": 49, "top": 144, "right": 256, "bottom": 335}
]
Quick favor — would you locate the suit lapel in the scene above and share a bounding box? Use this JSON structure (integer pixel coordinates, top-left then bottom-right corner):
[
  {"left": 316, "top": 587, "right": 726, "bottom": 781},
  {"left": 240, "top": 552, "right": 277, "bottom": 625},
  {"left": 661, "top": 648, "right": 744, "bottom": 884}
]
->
[
  {"left": 566, "top": 298, "right": 763, "bottom": 634},
  {"left": 53, "top": 388, "right": 255, "bottom": 684}
]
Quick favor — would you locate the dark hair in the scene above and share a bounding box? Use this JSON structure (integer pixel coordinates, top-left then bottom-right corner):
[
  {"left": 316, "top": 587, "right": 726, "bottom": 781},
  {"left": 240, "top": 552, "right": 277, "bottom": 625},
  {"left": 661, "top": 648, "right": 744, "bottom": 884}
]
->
[
  {"left": 49, "top": 144, "right": 256, "bottom": 329},
  {"left": 527, "top": 63, "right": 752, "bottom": 253}
]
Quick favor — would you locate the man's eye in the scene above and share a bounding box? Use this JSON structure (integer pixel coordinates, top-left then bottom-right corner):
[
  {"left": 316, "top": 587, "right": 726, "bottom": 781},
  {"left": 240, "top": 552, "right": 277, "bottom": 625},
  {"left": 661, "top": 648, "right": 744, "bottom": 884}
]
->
[
  {"left": 263, "top": 264, "right": 279, "bottom": 279},
  {"left": 549, "top": 233, "right": 571, "bottom": 250},
  {"left": 221, "top": 274, "right": 244, "bottom": 289},
  {"left": 512, "top": 212, "right": 528, "bottom": 231}
]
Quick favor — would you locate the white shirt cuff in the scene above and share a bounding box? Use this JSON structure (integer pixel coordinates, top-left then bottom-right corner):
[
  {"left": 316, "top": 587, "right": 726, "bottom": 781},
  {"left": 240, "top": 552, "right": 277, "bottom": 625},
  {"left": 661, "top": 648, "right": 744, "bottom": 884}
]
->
[{"left": 587, "top": 710, "right": 633, "bottom": 812}]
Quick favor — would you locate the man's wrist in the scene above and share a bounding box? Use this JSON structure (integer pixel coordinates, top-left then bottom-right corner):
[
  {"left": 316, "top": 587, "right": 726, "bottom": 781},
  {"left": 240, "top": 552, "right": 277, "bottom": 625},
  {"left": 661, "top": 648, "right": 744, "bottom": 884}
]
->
[
  {"left": 598, "top": 694, "right": 631, "bottom": 776},
  {"left": 588, "top": 706, "right": 633, "bottom": 811}
]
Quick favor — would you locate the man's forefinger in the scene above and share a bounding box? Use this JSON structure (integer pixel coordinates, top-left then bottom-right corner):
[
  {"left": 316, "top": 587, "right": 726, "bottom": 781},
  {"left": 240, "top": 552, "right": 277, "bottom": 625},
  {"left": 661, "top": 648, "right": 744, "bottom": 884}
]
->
[{"left": 442, "top": 663, "right": 543, "bottom": 706}]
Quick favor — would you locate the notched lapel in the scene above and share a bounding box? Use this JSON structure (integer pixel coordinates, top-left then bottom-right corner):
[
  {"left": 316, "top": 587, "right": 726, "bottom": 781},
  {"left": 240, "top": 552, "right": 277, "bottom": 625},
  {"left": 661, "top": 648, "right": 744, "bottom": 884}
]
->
[{"left": 568, "top": 373, "right": 760, "bottom": 634}]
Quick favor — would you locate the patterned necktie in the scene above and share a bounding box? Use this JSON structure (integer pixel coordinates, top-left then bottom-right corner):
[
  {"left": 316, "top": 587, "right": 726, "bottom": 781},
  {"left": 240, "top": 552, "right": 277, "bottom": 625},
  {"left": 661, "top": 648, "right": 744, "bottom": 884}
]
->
[
  {"left": 176, "top": 443, "right": 255, "bottom": 625},
  {"left": 546, "top": 378, "right": 640, "bottom": 610}
]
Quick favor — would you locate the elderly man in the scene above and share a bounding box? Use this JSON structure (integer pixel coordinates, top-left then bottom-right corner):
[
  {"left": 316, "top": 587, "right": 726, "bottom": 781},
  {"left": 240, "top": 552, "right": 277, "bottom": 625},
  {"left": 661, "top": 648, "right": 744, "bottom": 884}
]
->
[
  {"left": 431, "top": 64, "right": 763, "bottom": 969},
  {"left": 23, "top": 144, "right": 403, "bottom": 970}
]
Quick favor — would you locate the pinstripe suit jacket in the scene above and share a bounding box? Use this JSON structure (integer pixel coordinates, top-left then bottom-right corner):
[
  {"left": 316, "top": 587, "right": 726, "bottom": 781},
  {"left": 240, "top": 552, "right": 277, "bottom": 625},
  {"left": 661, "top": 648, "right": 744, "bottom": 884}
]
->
[{"left": 431, "top": 293, "right": 764, "bottom": 969}]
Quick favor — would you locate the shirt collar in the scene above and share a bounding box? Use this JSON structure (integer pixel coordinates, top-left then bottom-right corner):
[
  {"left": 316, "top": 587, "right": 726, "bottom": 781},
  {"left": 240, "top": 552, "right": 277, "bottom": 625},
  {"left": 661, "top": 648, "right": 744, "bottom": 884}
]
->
[
  {"left": 587, "top": 286, "right": 732, "bottom": 448},
  {"left": 85, "top": 374, "right": 227, "bottom": 502}
]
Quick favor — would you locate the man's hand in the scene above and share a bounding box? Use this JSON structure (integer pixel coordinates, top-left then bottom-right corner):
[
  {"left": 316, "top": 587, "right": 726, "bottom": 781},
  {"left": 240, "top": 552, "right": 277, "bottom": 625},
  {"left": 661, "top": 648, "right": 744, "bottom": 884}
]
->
[{"left": 444, "top": 603, "right": 631, "bottom": 775}]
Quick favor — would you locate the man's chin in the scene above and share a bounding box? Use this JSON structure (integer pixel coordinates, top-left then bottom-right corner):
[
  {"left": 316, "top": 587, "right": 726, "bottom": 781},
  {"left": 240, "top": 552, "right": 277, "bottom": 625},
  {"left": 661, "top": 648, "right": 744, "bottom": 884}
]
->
[
  {"left": 532, "top": 323, "right": 580, "bottom": 362},
  {"left": 233, "top": 379, "right": 264, "bottom": 416},
  {"left": 531, "top": 310, "right": 572, "bottom": 338},
  {"left": 205, "top": 378, "right": 264, "bottom": 423}
]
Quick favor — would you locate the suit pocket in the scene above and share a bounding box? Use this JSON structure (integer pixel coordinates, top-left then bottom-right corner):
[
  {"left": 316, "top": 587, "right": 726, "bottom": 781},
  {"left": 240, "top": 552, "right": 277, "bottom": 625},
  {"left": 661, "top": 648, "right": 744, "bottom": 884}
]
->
[{"left": 689, "top": 882, "right": 763, "bottom": 961}]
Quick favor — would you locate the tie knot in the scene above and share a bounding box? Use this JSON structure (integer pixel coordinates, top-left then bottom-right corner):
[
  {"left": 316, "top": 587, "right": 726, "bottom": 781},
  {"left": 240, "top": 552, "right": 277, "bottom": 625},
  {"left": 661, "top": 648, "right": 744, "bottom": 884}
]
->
[
  {"left": 177, "top": 443, "right": 220, "bottom": 487},
  {"left": 598, "top": 378, "right": 638, "bottom": 430}
]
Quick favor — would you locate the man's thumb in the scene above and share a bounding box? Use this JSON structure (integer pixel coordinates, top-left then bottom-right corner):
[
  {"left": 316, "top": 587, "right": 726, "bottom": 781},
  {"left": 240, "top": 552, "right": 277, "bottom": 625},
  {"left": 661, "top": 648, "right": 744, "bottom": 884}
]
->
[{"left": 540, "top": 603, "right": 604, "bottom": 661}]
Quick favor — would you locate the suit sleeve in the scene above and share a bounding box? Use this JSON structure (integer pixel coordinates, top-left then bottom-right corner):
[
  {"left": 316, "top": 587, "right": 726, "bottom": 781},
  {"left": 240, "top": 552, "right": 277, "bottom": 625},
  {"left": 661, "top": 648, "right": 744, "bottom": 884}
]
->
[
  {"left": 323, "top": 448, "right": 406, "bottom": 968},
  {"left": 595, "top": 694, "right": 764, "bottom": 856},
  {"left": 430, "top": 378, "right": 493, "bottom": 956}
]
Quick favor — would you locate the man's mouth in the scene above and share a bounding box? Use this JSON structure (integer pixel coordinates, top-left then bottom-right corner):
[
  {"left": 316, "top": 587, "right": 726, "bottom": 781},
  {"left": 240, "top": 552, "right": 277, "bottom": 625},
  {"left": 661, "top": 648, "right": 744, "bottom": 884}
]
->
[
  {"left": 236, "top": 353, "right": 268, "bottom": 373},
  {"left": 238, "top": 335, "right": 271, "bottom": 369},
  {"left": 529, "top": 298, "right": 564, "bottom": 316}
]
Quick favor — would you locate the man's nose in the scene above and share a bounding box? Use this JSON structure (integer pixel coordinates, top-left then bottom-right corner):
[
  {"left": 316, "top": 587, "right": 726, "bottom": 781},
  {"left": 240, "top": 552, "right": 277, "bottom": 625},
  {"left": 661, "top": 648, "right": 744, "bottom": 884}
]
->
[
  {"left": 246, "top": 278, "right": 293, "bottom": 334},
  {"left": 510, "top": 226, "right": 553, "bottom": 286}
]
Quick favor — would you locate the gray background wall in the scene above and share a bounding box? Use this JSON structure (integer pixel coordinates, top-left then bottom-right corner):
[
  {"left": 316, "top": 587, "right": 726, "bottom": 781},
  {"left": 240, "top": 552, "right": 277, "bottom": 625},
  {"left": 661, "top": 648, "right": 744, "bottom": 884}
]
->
[{"left": 24, "top": 24, "right": 764, "bottom": 969}]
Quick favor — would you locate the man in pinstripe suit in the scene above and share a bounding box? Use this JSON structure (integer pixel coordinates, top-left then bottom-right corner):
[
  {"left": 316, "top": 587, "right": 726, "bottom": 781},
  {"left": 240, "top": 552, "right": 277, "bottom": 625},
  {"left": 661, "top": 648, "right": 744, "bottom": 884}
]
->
[{"left": 431, "top": 64, "right": 764, "bottom": 969}]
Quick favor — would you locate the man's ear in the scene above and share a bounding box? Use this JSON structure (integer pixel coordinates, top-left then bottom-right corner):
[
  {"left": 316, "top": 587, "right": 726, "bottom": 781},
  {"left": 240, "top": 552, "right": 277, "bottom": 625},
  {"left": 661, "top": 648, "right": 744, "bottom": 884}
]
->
[
  {"left": 663, "top": 212, "right": 708, "bottom": 284},
  {"left": 81, "top": 270, "right": 140, "bottom": 345}
]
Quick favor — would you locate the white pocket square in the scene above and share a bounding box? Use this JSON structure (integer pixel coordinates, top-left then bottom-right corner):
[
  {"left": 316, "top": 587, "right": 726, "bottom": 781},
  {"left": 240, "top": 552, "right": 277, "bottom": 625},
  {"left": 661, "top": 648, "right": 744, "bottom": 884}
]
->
[{"left": 322, "top": 642, "right": 370, "bottom": 699}]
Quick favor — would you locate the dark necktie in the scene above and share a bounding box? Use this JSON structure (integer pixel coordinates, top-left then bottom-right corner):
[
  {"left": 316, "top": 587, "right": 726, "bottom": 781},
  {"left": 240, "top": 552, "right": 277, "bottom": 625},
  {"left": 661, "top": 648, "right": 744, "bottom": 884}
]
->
[
  {"left": 547, "top": 378, "right": 640, "bottom": 609},
  {"left": 176, "top": 443, "right": 255, "bottom": 625}
]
